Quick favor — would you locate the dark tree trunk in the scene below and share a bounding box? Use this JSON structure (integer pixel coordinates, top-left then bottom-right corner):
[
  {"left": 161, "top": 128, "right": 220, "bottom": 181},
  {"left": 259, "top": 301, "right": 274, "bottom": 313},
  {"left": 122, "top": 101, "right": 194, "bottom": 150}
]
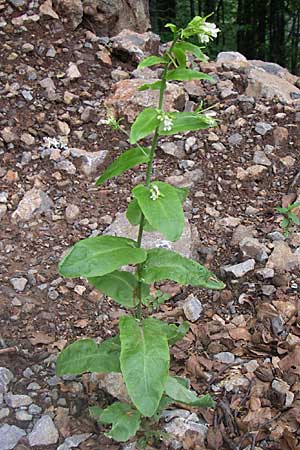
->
[
  {"left": 190, "top": 0, "right": 195, "bottom": 17},
  {"left": 269, "top": 0, "right": 285, "bottom": 65}
]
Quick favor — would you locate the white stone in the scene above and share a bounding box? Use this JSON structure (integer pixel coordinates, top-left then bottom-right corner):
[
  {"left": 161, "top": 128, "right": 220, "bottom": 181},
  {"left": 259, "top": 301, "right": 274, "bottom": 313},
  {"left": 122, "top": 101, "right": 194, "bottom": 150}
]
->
[
  {"left": 183, "top": 295, "right": 203, "bottom": 322},
  {"left": 28, "top": 415, "right": 59, "bottom": 446}
]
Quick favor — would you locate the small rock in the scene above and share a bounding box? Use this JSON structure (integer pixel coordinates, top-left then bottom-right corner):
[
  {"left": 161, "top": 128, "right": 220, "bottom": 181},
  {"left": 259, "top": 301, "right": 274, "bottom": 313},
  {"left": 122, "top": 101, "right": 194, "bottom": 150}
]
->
[
  {"left": 0, "top": 205, "right": 7, "bottom": 220},
  {"left": 12, "top": 189, "right": 53, "bottom": 222},
  {"left": 28, "top": 404, "right": 42, "bottom": 415},
  {"left": 28, "top": 415, "right": 59, "bottom": 446},
  {"left": 255, "top": 122, "right": 273, "bottom": 135},
  {"left": 228, "top": 133, "right": 243, "bottom": 145},
  {"left": 273, "top": 126, "right": 288, "bottom": 146},
  {"left": 56, "top": 160, "right": 76, "bottom": 175},
  {"left": 183, "top": 295, "right": 203, "bottom": 322},
  {"left": 66, "top": 62, "right": 81, "bottom": 80},
  {"left": 16, "top": 410, "right": 32, "bottom": 421},
  {"left": 160, "top": 141, "right": 185, "bottom": 159},
  {"left": 256, "top": 268, "right": 274, "bottom": 279},
  {"left": 10, "top": 277, "right": 27, "bottom": 292},
  {"left": 0, "top": 408, "right": 9, "bottom": 419},
  {"left": 239, "top": 237, "right": 269, "bottom": 262},
  {"left": 56, "top": 433, "right": 91, "bottom": 450},
  {"left": 223, "top": 259, "right": 255, "bottom": 278},
  {"left": 65, "top": 204, "right": 80, "bottom": 223},
  {"left": 21, "top": 133, "right": 35, "bottom": 146},
  {"left": 0, "top": 424, "right": 26, "bottom": 450},
  {"left": 57, "top": 120, "right": 70, "bottom": 136},
  {"left": 214, "top": 352, "right": 235, "bottom": 364},
  {"left": 253, "top": 150, "right": 271, "bottom": 166},
  {"left": 21, "top": 90, "right": 33, "bottom": 101},
  {"left": 262, "top": 285, "right": 276, "bottom": 296},
  {"left": 0, "top": 368, "right": 14, "bottom": 393},
  {"left": 4, "top": 393, "right": 32, "bottom": 408},
  {"left": 111, "top": 69, "right": 130, "bottom": 81},
  {"left": 1, "top": 127, "right": 17, "bottom": 143},
  {"left": 98, "top": 373, "right": 130, "bottom": 403}
]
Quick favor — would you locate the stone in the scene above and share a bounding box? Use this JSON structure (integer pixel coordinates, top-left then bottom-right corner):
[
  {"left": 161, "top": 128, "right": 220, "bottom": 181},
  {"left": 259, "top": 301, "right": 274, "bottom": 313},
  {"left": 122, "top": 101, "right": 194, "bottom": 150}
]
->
[
  {"left": 9, "top": 0, "right": 27, "bottom": 6},
  {"left": 164, "top": 413, "right": 208, "bottom": 440},
  {"left": 267, "top": 241, "right": 300, "bottom": 271},
  {"left": 39, "top": 0, "right": 60, "bottom": 19},
  {"left": 56, "top": 433, "right": 92, "bottom": 450},
  {"left": 66, "top": 62, "right": 81, "bottom": 80},
  {"left": 184, "top": 80, "right": 204, "bottom": 97},
  {"left": 1, "top": 127, "right": 17, "bottom": 143},
  {"left": 214, "top": 351, "right": 235, "bottom": 364},
  {"left": 21, "top": 90, "right": 33, "bottom": 102},
  {"left": 20, "top": 133, "right": 35, "bottom": 146},
  {"left": 0, "top": 408, "right": 9, "bottom": 419},
  {"left": 65, "top": 204, "right": 80, "bottom": 223},
  {"left": 81, "top": 106, "right": 97, "bottom": 123},
  {"left": 4, "top": 393, "right": 32, "bottom": 408},
  {"left": 0, "top": 424, "right": 26, "bottom": 450},
  {"left": 70, "top": 148, "right": 108, "bottom": 176},
  {"left": 111, "top": 69, "right": 130, "bottom": 81},
  {"left": 280, "top": 155, "right": 295, "bottom": 167},
  {"left": 246, "top": 68, "right": 300, "bottom": 104},
  {"left": 97, "top": 372, "right": 129, "bottom": 402},
  {"left": 239, "top": 237, "right": 269, "bottom": 262},
  {"left": 253, "top": 150, "right": 272, "bottom": 166},
  {"left": 217, "top": 51, "right": 247, "bottom": 65},
  {"left": 57, "top": 120, "right": 70, "bottom": 135},
  {"left": 16, "top": 410, "right": 32, "bottom": 421},
  {"left": 0, "top": 368, "right": 14, "bottom": 393},
  {"left": 255, "top": 122, "right": 273, "bottom": 136},
  {"left": 22, "top": 43, "right": 34, "bottom": 52},
  {"left": 262, "top": 285, "right": 276, "bottom": 296},
  {"left": 223, "top": 259, "right": 255, "bottom": 278},
  {"left": 64, "top": 91, "right": 77, "bottom": 104},
  {"left": 249, "top": 59, "right": 298, "bottom": 84},
  {"left": 256, "top": 268, "right": 274, "bottom": 280},
  {"left": 10, "top": 277, "right": 28, "bottom": 292},
  {"left": 96, "top": 49, "right": 112, "bottom": 66},
  {"left": 111, "top": 30, "right": 159, "bottom": 63},
  {"left": 46, "top": 46, "right": 56, "bottom": 58},
  {"left": 104, "top": 213, "right": 196, "bottom": 259},
  {"left": 105, "top": 79, "right": 186, "bottom": 123},
  {"left": 28, "top": 415, "right": 59, "bottom": 446},
  {"left": 228, "top": 133, "right": 242, "bottom": 145},
  {"left": 183, "top": 295, "right": 203, "bottom": 322},
  {"left": 12, "top": 189, "right": 53, "bottom": 222},
  {"left": 56, "top": 160, "right": 76, "bottom": 174},
  {"left": 0, "top": 205, "right": 7, "bottom": 220},
  {"left": 273, "top": 127, "right": 288, "bottom": 146},
  {"left": 53, "top": 0, "right": 83, "bottom": 29},
  {"left": 160, "top": 141, "right": 185, "bottom": 159},
  {"left": 237, "top": 164, "right": 268, "bottom": 181}
]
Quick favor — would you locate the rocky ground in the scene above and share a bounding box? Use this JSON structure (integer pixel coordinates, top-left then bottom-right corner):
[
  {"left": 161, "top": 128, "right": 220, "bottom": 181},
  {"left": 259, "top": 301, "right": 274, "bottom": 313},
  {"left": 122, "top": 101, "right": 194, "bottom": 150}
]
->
[{"left": 2, "top": 1, "right": 300, "bottom": 450}]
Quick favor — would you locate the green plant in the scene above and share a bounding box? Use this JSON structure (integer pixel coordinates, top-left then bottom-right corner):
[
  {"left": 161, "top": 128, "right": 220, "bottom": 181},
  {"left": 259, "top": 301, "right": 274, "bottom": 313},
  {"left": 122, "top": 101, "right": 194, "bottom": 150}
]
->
[
  {"left": 276, "top": 202, "right": 300, "bottom": 236},
  {"left": 56, "top": 16, "right": 224, "bottom": 444}
]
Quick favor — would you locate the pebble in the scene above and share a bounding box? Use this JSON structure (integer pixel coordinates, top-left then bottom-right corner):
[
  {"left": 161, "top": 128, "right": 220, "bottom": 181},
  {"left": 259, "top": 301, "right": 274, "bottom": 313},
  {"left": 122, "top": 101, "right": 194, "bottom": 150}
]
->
[
  {"left": 10, "top": 277, "right": 28, "bottom": 292},
  {"left": 253, "top": 150, "right": 272, "bottom": 166},
  {"left": 0, "top": 408, "right": 9, "bottom": 419},
  {"left": 15, "top": 409, "right": 32, "bottom": 421},
  {"left": 223, "top": 259, "right": 255, "bottom": 277},
  {"left": 183, "top": 295, "right": 203, "bottom": 322},
  {"left": 0, "top": 368, "right": 14, "bottom": 393},
  {"left": 228, "top": 133, "right": 243, "bottom": 145},
  {"left": 5, "top": 393, "right": 32, "bottom": 408},
  {"left": 57, "top": 433, "right": 92, "bottom": 450},
  {"left": 65, "top": 204, "right": 80, "bottom": 223},
  {"left": 28, "top": 415, "right": 59, "bottom": 446},
  {"left": 28, "top": 403, "right": 42, "bottom": 415},
  {"left": 214, "top": 351, "right": 235, "bottom": 364},
  {"left": 0, "top": 205, "right": 7, "bottom": 220},
  {"left": 0, "top": 424, "right": 26, "bottom": 450},
  {"left": 255, "top": 122, "right": 273, "bottom": 135}
]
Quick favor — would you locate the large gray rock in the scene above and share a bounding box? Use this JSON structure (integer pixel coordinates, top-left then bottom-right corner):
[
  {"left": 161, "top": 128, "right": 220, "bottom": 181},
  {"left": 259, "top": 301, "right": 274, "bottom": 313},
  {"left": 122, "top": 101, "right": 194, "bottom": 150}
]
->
[
  {"left": 4, "top": 393, "right": 32, "bottom": 408},
  {"left": 28, "top": 415, "right": 59, "bottom": 446},
  {"left": 104, "top": 213, "right": 197, "bottom": 259},
  {"left": 111, "top": 29, "right": 159, "bottom": 63},
  {"left": 12, "top": 189, "right": 53, "bottom": 222},
  {"left": 0, "top": 424, "right": 26, "bottom": 450},
  {"left": 217, "top": 51, "right": 247, "bottom": 65}
]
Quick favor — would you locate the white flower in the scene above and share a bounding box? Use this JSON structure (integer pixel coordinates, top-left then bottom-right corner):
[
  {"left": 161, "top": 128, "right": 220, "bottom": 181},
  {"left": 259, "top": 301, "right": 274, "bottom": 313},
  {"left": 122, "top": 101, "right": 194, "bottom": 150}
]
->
[
  {"left": 202, "top": 22, "right": 220, "bottom": 38},
  {"left": 198, "top": 34, "right": 210, "bottom": 44},
  {"left": 157, "top": 112, "right": 173, "bottom": 132},
  {"left": 150, "top": 184, "right": 160, "bottom": 201}
]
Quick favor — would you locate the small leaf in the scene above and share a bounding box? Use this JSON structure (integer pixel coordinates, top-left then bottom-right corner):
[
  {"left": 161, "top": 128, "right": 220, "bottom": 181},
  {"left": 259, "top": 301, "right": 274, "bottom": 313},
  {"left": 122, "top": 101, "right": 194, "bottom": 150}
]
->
[
  {"left": 96, "top": 147, "right": 150, "bottom": 185},
  {"left": 120, "top": 316, "right": 170, "bottom": 417},
  {"left": 159, "top": 111, "right": 217, "bottom": 136},
  {"left": 165, "top": 376, "right": 215, "bottom": 408},
  {"left": 133, "top": 181, "right": 184, "bottom": 242},
  {"left": 92, "top": 401, "right": 141, "bottom": 442},
  {"left": 165, "top": 22, "right": 177, "bottom": 33},
  {"left": 130, "top": 108, "right": 160, "bottom": 144},
  {"left": 59, "top": 236, "right": 147, "bottom": 278},
  {"left": 288, "top": 212, "right": 300, "bottom": 225},
  {"left": 151, "top": 319, "right": 190, "bottom": 345},
  {"left": 138, "top": 81, "right": 163, "bottom": 91},
  {"left": 172, "top": 47, "right": 187, "bottom": 68},
  {"left": 56, "top": 337, "right": 120, "bottom": 375},
  {"left": 138, "top": 56, "right": 167, "bottom": 69},
  {"left": 173, "top": 41, "right": 208, "bottom": 62},
  {"left": 166, "top": 68, "right": 213, "bottom": 82},
  {"left": 88, "top": 270, "right": 149, "bottom": 308},
  {"left": 126, "top": 199, "right": 156, "bottom": 232},
  {"left": 280, "top": 217, "right": 290, "bottom": 228},
  {"left": 141, "top": 248, "right": 225, "bottom": 290}
]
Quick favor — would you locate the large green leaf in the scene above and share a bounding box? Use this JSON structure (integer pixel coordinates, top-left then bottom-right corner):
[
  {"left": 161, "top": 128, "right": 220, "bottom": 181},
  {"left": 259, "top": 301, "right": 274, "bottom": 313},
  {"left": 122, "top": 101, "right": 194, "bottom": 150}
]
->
[
  {"left": 173, "top": 42, "right": 208, "bottom": 62},
  {"left": 91, "top": 402, "right": 141, "bottom": 442},
  {"left": 165, "top": 376, "right": 215, "bottom": 408},
  {"left": 130, "top": 108, "right": 160, "bottom": 144},
  {"left": 172, "top": 46, "right": 187, "bottom": 68},
  {"left": 140, "top": 248, "right": 225, "bottom": 290},
  {"left": 96, "top": 147, "right": 150, "bottom": 186},
  {"left": 88, "top": 270, "right": 150, "bottom": 308},
  {"left": 166, "top": 68, "right": 213, "bottom": 82},
  {"left": 56, "top": 337, "right": 120, "bottom": 375},
  {"left": 132, "top": 181, "right": 184, "bottom": 242},
  {"left": 157, "top": 321, "right": 190, "bottom": 345},
  {"left": 58, "top": 236, "right": 147, "bottom": 278},
  {"left": 138, "top": 56, "right": 167, "bottom": 69},
  {"left": 138, "top": 81, "right": 162, "bottom": 91},
  {"left": 119, "top": 316, "right": 170, "bottom": 417},
  {"left": 159, "top": 112, "right": 217, "bottom": 136},
  {"left": 126, "top": 199, "right": 156, "bottom": 232}
]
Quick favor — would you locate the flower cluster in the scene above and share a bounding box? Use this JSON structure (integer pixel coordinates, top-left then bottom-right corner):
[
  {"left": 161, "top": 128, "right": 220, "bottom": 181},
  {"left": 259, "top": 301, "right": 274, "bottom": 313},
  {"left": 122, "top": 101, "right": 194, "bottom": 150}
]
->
[
  {"left": 198, "top": 22, "right": 220, "bottom": 43},
  {"left": 157, "top": 112, "right": 173, "bottom": 132},
  {"left": 149, "top": 184, "right": 161, "bottom": 201}
]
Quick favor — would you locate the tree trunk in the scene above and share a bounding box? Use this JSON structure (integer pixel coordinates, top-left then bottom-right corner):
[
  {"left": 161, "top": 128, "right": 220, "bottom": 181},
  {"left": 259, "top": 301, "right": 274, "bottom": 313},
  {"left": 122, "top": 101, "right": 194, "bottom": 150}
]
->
[{"left": 269, "top": 0, "right": 285, "bottom": 65}]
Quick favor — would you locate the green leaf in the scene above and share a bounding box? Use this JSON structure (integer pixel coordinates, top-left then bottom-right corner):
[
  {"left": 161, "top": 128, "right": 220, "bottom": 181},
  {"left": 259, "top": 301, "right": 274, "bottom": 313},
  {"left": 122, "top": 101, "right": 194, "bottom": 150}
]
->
[
  {"left": 58, "top": 236, "right": 147, "bottom": 278},
  {"left": 96, "top": 147, "right": 151, "bottom": 186},
  {"left": 126, "top": 199, "right": 156, "bottom": 232},
  {"left": 91, "top": 401, "right": 141, "bottom": 442},
  {"left": 288, "top": 212, "right": 300, "bottom": 225},
  {"left": 130, "top": 108, "right": 160, "bottom": 144},
  {"left": 138, "top": 81, "right": 163, "bottom": 91},
  {"left": 166, "top": 68, "right": 213, "bottom": 82},
  {"left": 159, "top": 112, "right": 217, "bottom": 136},
  {"left": 138, "top": 56, "right": 167, "bottom": 69},
  {"left": 165, "top": 376, "right": 215, "bottom": 408},
  {"left": 132, "top": 181, "right": 184, "bottom": 242},
  {"left": 173, "top": 42, "right": 208, "bottom": 62},
  {"left": 88, "top": 271, "right": 149, "bottom": 308},
  {"left": 119, "top": 316, "right": 170, "bottom": 417},
  {"left": 276, "top": 206, "right": 288, "bottom": 214},
  {"left": 172, "top": 47, "right": 187, "bottom": 68},
  {"left": 56, "top": 336, "right": 120, "bottom": 376},
  {"left": 160, "top": 321, "right": 190, "bottom": 345},
  {"left": 175, "top": 186, "right": 189, "bottom": 202},
  {"left": 165, "top": 23, "right": 177, "bottom": 33},
  {"left": 280, "top": 217, "right": 290, "bottom": 228},
  {"left": 141, "top": 248, "right": 225, "bottom": 290}
]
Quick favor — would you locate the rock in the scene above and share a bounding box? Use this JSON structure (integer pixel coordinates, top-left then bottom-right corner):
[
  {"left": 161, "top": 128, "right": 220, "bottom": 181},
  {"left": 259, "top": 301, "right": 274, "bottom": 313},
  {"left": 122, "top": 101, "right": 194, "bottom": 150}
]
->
[
  {"left": 65, "top": 204, "right": 80, "bottom": 223},
  {"left": 104, "top": 213, "right": 196, "bottom": 259},
  {"left": 249, "top": 59, "right": 298, "bottom": 84},
  {"left": 0, "top": 408, "right": 9, "bottom": 420},
  {"left": 56, "top": 160, "right": 76, "bottom": 175},
  {"left": 256, "top": 268, "right": 274, "bottom": 280},
  {"left": 111, "top": 29, "right": 159, "bottom": 63},
  {"left": 224, "top": 375, "right": 249, "bottom": 392},
  {"left": 223, "top": 259, "right": 255, "bottom": 278},
  {"left": 237, "top": 164, "right": 268, "bottom": 181},
  {"left": 53, "top": 0, "right": 83, "bottom": 29},
  {"left": 40, "top": 0, "right": 60, "bottom": 19},
  {"left": 253, "top": 150, "right": 272, "bottom": 166},
  {"left": 4, "top": 393, "right": 32, "bottom": 407},
  {"left": 0, "top": 205, "right": 7, "bottom": 220},
  {"left": 267, "top": 241, "right": 300, "bottom": 271},
  {"left": 105, "top": 79, "right": 186, "bottom": 122},
  {"left": 96, "top": 48, "right": 112, "bottom": 66},
  {"left": 64, "top": 91, "right": 77, "bottom": 104},
  {"left": 255, "top": 122, "right": 273, "bottom": 136},
  {"left": 184, "top": 80, "right": 204, "bottom": 97},
  {"left": 57, "top": 120, "right": 70, "bottom": 136},
  {"left": 0, "top": 368, "right": 14, "bottom": 393},
  {"left": 166, "top": 169, "right": 203, "bottom": 189},
  {"left": 46, "top": 46, "right": 56, "bottom": 58},
  {"left": 66, "top": 62, "right": 81, "bottom": 80},
  {"left": 214, "top": 352, "right": 235, "bottom": 364},
  {"left": 9, "top": 0, "right": 27, "bottom": 6},
  {"left": 228, "top": 133, "right": 242, "bottom": 145},
  {"left": 160, "top": 141, "right": 185, "bottom": 159},
  {"left": 28, "top": 415, "right": 59, "bottom": 446},
  {"left": 183, "top": 295, "right": 203, "bottom": 322},
  {"left": 57, "top": 433, "right": 92, "bottom": 450},
  {"left": 0, "top": 424, "right": 26, "bottom": 450},
  {"left": 246, "top": 68, "right": 300, "bottom": 103},
  {"left": 1, "top": 127, "right": 17, "bottom": 143},
  {"left": 10, "top": 277, "right": 28, "bottom": 292},
  {"left": 217, "top": 51, "right": 247, "bottom": 65},
  {"left": 273, "top": 126, "right": 288, "bottom": 146},
  {"left": 164, "top": 412, "right": 208, "bottom": 440},
  {"left": 239, "top": 237, "right": 269, "bottom": 262},
  {"left": 16, "top": 410, "right": 33, "bottom": 421},
  {"left": 97, "top": 372, "right": 129, "bottom": 402},
  {"left": 70, "top": 148, "right": 107, "bottom": 176},
  {"left": 20, "top": 133, "right": 35, "bottom": 146},
  {"left": 280, "top": 155, "right": 295, "bottom": 167},
  {"left": 12, "top": 189, "right": 53, "bottom": 222},
  {"left": 81, "top": 106, "right": 97, "bottom": 123},
  {"left": 262, "top": 285, "right": 276, "bottom": 296},
  {"left": 83, "top": 0, "right": 150, "bottom": 36},
  {"left": 217, "top": 216, "right": 241, "bottom": 228},
  {"left": 111, "top": 69, "right": 130, "bottom": 81}
]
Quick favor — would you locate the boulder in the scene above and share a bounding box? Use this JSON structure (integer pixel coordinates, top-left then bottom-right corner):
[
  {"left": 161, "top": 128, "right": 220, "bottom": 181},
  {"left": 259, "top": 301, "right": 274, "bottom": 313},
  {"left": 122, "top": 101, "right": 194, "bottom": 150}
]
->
[
  {"left": 111, "top": 29, "right": 159, "bottom": 63},
  {"left": 105, "top": 79, "right": 186, "bottom": 122}
]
